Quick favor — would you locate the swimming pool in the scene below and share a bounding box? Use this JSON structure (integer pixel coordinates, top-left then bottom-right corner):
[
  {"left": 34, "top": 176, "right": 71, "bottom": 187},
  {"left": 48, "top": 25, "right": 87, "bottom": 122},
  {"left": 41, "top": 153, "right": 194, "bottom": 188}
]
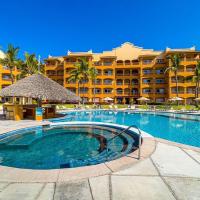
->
[
  {"left": 50, "top": 110, "right": 200, "bottom": 148},
  {"left": 0, "top": 124, "right": 139, "bottom": 169}
]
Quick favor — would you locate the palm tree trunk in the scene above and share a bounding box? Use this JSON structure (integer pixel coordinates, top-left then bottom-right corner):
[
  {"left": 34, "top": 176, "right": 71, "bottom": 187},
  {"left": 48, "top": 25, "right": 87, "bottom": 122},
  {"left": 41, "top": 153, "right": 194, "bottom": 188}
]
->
[
  {"left": 195, "top": 80, "right": 198, "bottom": 98},
  {"left": 175, "top": 71, "right": 178, "bottom": 97},
  {"left": 175, "top": 71, "right": 179, "bottom": 105},
  {"left": 93, "top": 79, "right": 96, "bottom": 105},
  {"left": 10, "top": 67, "right": 14, "bottom": 84},
  {"left": 78, "top": 81, "right": 80, "bottom": 105}
]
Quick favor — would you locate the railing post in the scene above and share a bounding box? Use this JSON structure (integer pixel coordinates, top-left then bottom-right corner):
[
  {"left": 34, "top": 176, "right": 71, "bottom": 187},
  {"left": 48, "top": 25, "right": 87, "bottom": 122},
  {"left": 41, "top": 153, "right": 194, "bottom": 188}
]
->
[{"left": 138, "top": 129, "right": 142, "bottom": 160}]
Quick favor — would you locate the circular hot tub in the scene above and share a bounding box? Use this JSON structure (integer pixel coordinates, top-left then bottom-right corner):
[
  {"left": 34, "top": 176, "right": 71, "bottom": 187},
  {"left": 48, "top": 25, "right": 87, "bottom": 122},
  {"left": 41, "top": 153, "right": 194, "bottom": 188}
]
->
[{"left": 0, "top": 123, "right": 141, "bottom": 169}]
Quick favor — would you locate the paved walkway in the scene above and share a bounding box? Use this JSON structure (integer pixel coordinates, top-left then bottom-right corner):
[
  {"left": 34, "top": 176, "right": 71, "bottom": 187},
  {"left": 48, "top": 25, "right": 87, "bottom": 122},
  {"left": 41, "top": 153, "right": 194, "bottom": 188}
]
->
[{"left": 0, "top": 140, "right": 200, "bottom": 200}]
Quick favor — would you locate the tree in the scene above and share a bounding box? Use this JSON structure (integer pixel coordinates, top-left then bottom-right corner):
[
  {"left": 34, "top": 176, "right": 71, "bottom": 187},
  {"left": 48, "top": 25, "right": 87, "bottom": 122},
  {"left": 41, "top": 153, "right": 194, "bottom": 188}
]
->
[
  {"left": 88, "top": 66, "right": 98, "bottom": 104},
  {"left": 68, "top": 62, "right": 84, "bottom": 103},
  {"left": 194, "top": 61, "right": 200, "bottom": 98},
  {"left": 0, "top": 44, "right": 21, "bottom": 84},
  {"left": 18, "top": 52, "right": 44, "bottom": 78},
  {"left": 68, "top": 57, "right": 91, "bottom": 104},
  {"left": 186, "top": 61, "right": 200, "bottom": 98},
  {"left": 165, "top": 54, "right": 181, "bottom": 97}
]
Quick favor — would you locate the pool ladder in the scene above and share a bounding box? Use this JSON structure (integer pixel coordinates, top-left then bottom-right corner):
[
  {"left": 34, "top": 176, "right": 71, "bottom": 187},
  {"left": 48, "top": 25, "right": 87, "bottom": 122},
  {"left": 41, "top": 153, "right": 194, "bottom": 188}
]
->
[{"left": 106, "top": 125, "right": 142, "bottom": 160}]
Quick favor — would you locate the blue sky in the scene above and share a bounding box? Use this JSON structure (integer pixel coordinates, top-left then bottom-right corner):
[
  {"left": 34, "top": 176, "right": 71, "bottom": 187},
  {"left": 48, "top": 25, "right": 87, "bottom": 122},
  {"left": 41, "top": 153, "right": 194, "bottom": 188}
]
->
[{"left": 0, "top": 0, "right": 200, "bottom": 59}]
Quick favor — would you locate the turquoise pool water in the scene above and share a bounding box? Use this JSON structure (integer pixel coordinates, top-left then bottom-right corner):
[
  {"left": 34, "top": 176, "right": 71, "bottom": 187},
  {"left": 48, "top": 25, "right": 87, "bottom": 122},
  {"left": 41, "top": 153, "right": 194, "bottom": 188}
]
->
[
  {"left": 50, "top": 110, "right": 200, "bottom": 148},
  {"left": 0, "top": 125, "right": 138, "bottom": 169}
]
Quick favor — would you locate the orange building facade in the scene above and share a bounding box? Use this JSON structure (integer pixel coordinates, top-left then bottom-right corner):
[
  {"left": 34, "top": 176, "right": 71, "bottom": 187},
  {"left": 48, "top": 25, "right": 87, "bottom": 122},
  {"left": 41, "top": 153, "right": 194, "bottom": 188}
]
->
[{"left": 44, "top": 42, "right": 200, "bottom": 104}]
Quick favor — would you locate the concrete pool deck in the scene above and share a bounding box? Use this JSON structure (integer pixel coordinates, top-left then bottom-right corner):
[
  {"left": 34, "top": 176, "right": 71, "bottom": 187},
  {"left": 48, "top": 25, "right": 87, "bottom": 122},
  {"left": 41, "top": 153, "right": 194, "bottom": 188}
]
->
[{"left": 0, "top": 120, "right": 200, "bottom": 199}]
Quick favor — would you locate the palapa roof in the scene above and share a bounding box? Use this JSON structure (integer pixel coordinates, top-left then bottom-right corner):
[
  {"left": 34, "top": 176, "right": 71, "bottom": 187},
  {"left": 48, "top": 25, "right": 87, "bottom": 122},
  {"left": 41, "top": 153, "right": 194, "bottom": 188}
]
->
[{"left": 0, "top": 74, "right": 80, "bottom": 102}]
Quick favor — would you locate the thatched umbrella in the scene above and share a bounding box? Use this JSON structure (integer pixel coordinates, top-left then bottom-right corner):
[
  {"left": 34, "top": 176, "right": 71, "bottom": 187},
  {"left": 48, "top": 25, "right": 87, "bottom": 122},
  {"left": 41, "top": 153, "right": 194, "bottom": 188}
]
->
[{"left": 0, "top": 74, "right": 80, "bottom": 103}]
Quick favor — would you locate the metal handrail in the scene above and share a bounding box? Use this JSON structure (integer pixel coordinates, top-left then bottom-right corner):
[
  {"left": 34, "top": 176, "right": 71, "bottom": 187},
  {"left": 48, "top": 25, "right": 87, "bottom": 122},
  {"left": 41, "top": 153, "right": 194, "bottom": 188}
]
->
[{"left": 107, "top": 125, "right": 142, "bottom": 160}]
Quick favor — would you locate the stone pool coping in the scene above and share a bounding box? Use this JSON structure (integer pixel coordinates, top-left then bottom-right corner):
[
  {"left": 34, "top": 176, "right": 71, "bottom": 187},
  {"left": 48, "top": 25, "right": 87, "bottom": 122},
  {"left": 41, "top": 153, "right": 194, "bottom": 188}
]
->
[
  {"left": 0, "top": 121, "right": 155, "bottom": 182},
  {"left": 0, "top": 120, "right": 200, "bottom": 183}
]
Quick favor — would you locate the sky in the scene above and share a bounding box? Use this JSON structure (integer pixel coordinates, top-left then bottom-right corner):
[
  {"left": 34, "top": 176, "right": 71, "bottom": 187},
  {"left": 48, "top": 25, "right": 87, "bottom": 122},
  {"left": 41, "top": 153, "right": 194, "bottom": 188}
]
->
[{"left": 0, "top": 0, "right": 200, "bottom": 59}]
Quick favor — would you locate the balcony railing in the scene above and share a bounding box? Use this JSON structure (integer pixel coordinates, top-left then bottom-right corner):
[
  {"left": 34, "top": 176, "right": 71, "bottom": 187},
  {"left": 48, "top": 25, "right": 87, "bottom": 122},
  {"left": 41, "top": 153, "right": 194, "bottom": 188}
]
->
[{"left": 171, "top": 91, "right": 184, "bottom": 94}]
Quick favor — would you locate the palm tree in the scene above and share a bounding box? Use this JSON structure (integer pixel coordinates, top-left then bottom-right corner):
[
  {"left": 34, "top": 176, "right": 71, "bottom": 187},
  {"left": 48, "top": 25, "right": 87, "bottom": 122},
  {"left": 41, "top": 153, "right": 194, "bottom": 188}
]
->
[
  {"left": 68, "top": 63, "right": 84, "bottom": 103},
  {"left": 68, "top": 57, "right": 91, "bottom": 104},
  {"left": 186, "top": 60, "right": 200, "bottom": 98},
  {"left": 165, "top": 54, "right": 181, "bottom": 97},
  {"left": 0, "top": 44, "right": 21, "bottom": 84},
  {"left": 88, "top": 66, "right": 98, "bottom": 104},
  {"left": 18, "top": 52, "right": 44, "bottom": 78},
  {"left": 194, "top": 61, "right": 200, "bottom": 98}
]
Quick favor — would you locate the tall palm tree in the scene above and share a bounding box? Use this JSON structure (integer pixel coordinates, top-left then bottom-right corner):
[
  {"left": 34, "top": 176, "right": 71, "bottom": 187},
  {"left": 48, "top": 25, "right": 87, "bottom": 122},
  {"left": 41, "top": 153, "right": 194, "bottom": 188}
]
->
[
  {"left": 69, "top": 57, "right": 91, "bottom": 103},
  {"left": 0, "top": 44, "right": 21, "bottom": 84},
  {"left": 165, "top": 54, "right": 181, "bottom": 97},
  {"left": 18, "top": 52, "right": 44, "bottom": 78},
  {"left": 88, "top": 66, "right": 98, "bottom": 104},
  {"left": 68, "top": 63, "right": 84, "bottom": 103},
  {"left": 186, "top": 60, "right": 200, "bottom": 98},
  {"left": 194, "top": 61, "right": 200, "bottom": 98}
]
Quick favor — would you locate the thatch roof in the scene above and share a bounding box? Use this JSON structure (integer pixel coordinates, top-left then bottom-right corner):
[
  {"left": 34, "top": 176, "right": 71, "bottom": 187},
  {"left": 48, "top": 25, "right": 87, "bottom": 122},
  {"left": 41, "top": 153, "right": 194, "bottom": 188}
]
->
[{"left": 0, "top": 74, "right": 80, "bottom": 102}]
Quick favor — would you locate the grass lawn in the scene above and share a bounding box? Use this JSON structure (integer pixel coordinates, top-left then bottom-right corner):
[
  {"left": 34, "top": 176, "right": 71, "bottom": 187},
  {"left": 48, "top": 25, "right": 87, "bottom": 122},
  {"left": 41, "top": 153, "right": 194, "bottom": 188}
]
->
[{"left": 56, "top": 104, "right": 199, "bottom": 110}]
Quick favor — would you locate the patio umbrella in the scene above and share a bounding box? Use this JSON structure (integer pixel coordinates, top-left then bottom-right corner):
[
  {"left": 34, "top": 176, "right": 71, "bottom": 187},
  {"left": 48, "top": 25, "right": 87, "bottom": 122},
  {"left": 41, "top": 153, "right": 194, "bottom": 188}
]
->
[
  {"left": 169, "top": 97, "right": 183, "bottom": 101},
  {"left": 137, "top": 97, "right": 150, "bottom": 101},
  {"left": 0, "top": 74, "right": 80, "bottom": 103},
  {"left": 194, "top": 97, "right": 200, "bottom": 101},
  {"left": 103, "top": 97, "right": 114, "bottom": 101}
]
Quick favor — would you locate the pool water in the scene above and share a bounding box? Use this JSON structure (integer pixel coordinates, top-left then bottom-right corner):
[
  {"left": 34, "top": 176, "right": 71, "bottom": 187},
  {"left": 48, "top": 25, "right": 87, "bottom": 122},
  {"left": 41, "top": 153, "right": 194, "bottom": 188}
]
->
[
  {"left": 0, "top": 125, "right": 138, "bottom": 169},
  {"left": 50, "top": 110, "right": 200, "bottom": 148}
]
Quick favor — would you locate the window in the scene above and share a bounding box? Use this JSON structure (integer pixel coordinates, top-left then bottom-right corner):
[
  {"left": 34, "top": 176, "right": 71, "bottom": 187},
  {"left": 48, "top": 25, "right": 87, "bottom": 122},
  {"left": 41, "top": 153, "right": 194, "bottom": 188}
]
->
[
  {"left": 104, "top": 88, "right": 112, "bottom": 94},
  {"left": 117, "top": 80, "right": 123, "bottom": 85},
  {"left": 2, "top": 74, "right": 11, "bottom": 80},
  {"left": 116, "top": 70, "right": 123, "bottom": 75},
  {"left": 132, "top": 89, "right": 138, "bottom": 94},
  {"left": 80, "top": 79, "right": 88, "bottom": 84},
  {"left": 143, "top": 79, "right": 151, "bottom": 84},
  {"left": 103, "top": 61, "right": 112, "bottom": 66},
  {"left": 156, "top": 79, "right": 165, "bottom": 84},
  {"left": 143, "top": 60, "right": 152, "bottom": 64},
  {"left": 143, "top": 88, "right": 152, "bottom": 93},
  {"left": 93, "top": 79, "right": 101, "bottom": 85},
  {"left": 156, "top": 59, "right": 165, "bottom": 64},
  {"left": 124, "top": 79, "right": 130, "bottom": 85},
  {"left": 116, "top": 88, "right": 123, "bottom": 94},
  {"left": 80, "top": 87, "right": 88, "bottom": 94},
  {"left": 104, "top": 79, "right": 113, "bottom": 85},
  {"left": 97, "top": 69, "right": 102, "bottom": 75},
  {"left": 132, "top": 70, "right": 139, "bottom": 75},
  {"left": 143, "top": 69, "right": 152, "bottom": 74},
  {"left": 156, "top": 69, "right": 164, "bottom": 74},
  {"left": 67, "top": 88, "right": 76, "bottom": 93},
  {"left": 156, "top": 88, "right": 165, "bottom": 94},
  {"left": 104, "top": 69, "right": 113, "bottom": 75},
  {"left": 93, "top": 88, "right": 101, "bottom": 94}
]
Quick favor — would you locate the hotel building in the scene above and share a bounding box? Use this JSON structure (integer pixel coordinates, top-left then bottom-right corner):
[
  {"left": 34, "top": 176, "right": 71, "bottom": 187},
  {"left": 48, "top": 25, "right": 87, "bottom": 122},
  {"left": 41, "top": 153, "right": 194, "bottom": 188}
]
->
[{"left": 42, "top": 43, "right": 200, "bottom": 104}]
